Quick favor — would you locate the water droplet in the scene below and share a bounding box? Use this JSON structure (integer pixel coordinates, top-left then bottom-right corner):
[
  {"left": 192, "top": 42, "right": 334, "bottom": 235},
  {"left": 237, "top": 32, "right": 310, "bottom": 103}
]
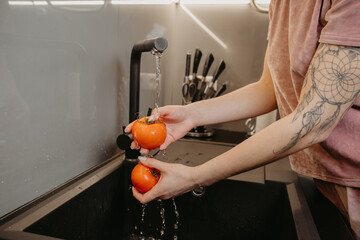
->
[
  {"left": 162, "top": 150, "right": 167, "bottom": 157},
  {"left": 173, "top": 199, "right": 179, "bottom": 231},
  {"left": 159, "top": 201, "right": 166, "bottom": 236},
  {"left": 141, "top": 204, "right": 146, "bottom": 222}
]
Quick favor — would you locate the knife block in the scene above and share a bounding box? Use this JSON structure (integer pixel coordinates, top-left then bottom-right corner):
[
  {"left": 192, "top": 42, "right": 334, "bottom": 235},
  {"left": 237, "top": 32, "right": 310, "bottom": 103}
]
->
[{"left": 182, "top": 74, "right": 216, "bottom": 138}]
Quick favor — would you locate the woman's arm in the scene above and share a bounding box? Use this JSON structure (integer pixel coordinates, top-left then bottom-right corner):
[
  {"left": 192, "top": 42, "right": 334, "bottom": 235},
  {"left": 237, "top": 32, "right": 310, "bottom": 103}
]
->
[{"left": 194, "top": 43, "right": 360, "bottom": 187}]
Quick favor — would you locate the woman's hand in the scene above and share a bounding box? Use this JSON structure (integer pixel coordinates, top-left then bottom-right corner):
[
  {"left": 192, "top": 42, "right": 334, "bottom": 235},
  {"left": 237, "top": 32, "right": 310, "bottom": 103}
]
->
[
  {"left": 125, "top": 105, "right": 195, "bottom": 155},
  {"left": 132, "top": 156, "right": 198, "bottom": 204}
]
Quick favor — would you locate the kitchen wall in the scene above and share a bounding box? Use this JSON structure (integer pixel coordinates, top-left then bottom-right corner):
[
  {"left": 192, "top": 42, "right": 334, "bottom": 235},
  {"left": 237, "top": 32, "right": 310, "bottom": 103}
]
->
[{"left": 0, "top": 1, "right": 269, "bottom": 217}]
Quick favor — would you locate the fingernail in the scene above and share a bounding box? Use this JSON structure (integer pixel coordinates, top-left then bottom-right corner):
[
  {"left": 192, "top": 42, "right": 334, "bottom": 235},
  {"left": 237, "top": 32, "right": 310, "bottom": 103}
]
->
[
  {"left": 148, "top": 115, "right": 155, "bottom": 122},
  {"left": 138, "top": 156, "right": 147, "bottom": 162}
]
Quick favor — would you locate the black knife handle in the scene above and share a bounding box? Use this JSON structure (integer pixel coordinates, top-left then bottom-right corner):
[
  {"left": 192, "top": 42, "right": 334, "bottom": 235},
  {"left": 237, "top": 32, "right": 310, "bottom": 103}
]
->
[
  {"left": 202, "top": 53, "right": 214, "bottom": 78},
  {"left": 212, "top": 60, "right": 226, "bottom": 83},
  {"left": 214, "top": 82, "right": 227, "bottom": 98},
  {"left": 192, "top": 48, "right": 202, "bottom": 75},
  {"left": 185, "top": 51, "right": 191, "bottom": 76}
]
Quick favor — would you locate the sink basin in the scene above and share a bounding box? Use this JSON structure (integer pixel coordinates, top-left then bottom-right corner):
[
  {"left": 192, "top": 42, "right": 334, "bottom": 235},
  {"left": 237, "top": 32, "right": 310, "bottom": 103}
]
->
[
  {"left": 0, "top": 140, "right": 318, "bottom": 240},
  {"left": 15, "top": 165, "right": 297, "bottom": 240},
  {"left": 119, "top": 178, "right": 297, "bottom": 240}
]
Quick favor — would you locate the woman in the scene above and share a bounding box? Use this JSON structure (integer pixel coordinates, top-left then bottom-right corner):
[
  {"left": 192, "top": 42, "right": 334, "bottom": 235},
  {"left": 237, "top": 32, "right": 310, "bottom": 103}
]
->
[{"left": 126, "top": 0, "right": 360, "bottom": 238}]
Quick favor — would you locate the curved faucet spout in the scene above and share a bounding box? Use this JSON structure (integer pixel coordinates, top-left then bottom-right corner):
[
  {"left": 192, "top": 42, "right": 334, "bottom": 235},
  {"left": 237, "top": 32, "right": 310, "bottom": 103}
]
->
[{"left": 129, "top": 37, "right": 168, "bottom": 123}]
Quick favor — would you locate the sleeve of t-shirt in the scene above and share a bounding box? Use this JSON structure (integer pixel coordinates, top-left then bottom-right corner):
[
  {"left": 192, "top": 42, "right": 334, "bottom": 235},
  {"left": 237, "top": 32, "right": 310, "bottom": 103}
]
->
[{"left": 320, "top": 0, "right": 360, "bottom": 47}]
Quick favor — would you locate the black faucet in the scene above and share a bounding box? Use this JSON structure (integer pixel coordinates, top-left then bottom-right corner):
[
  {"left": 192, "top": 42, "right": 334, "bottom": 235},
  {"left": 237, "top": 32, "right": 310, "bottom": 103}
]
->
[
  {"left": 129, "top": 37, "right": 168, "bottom": 123},
  {"left": 117, "top": 37, "right": 168, "bottom": 159}
]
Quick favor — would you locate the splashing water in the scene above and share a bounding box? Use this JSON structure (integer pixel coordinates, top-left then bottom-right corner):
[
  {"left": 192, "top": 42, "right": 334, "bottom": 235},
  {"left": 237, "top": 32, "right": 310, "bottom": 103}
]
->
[
  {"left": 172, "top": 199, "right": 179, "bottom": 230},
  {"left": 141, "top": 204, "right": 147, "bottom": 222},
  {"left": 172, "top": 198, "right": 179, "bottom": 240},
  {"left": 129, "top": 199, "right": 180, "bottom": 240},
  {"left": 159, "top": 201, "right": 166, "bottom": 236}
]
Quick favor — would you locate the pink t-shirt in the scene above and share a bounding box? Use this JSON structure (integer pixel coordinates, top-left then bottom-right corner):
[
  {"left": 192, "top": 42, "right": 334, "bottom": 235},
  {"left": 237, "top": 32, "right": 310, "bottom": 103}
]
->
[{"left": 267, "top": 0, "right": 360, "bottom": 187}]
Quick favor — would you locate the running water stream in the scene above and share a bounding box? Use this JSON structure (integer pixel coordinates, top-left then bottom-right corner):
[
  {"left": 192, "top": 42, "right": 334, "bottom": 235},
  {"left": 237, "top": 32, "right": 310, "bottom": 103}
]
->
[
  {"left": 128, "top": 52, "right": 179, "bottom": 240},
  {"left": 154, "top": 51, "right": 161, "bottom": 117}
]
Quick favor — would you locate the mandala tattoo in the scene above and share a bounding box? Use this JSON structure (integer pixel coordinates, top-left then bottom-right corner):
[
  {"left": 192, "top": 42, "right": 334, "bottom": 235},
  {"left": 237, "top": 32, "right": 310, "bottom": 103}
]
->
[{"left": 275, "top": 44, "right": 360, "bottom": 154}]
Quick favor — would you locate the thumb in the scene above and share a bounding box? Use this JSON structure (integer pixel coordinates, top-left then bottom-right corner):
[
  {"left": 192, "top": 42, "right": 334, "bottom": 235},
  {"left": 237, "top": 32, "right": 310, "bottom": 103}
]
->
[
  {"left": 124, "top": 121, "right": 135, "bottom": 133},
  {"left": 149, "top": 108, "right": 161, "bottom": 122},
  {"left": 138, "top": 156, "right": 166, "bottom": 172}
]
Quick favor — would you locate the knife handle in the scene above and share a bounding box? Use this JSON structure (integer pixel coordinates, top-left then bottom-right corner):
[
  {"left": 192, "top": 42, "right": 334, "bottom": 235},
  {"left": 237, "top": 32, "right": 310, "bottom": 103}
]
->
[
  {"left": 211, "top": 60, "right": 226, "bottom": 83},
  {"left": 214, "top": 82, "right": 227, "bottom": 98},
  {"left": 202, "top": 53, "right": 214, "bottom": 78},
  {"left": 192, "top": 48, "right": 202, "bottom": 75},
  {"left": 185, "top": 51, "right": 191, "bottom": 76}
]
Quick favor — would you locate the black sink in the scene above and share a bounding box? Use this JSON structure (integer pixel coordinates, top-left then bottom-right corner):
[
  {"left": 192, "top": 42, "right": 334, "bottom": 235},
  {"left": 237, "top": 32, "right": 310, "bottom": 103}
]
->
[
  {"left": 4, "top": 158, "right": 296, "bottom": 240},
  {"left": 118, "top": 179, "right": 297, "bottom": 240}
]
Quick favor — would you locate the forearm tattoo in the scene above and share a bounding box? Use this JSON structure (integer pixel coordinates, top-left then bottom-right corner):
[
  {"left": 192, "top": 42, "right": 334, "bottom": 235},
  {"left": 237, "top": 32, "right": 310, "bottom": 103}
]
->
[{"left": 274, "top": 44, "right": 360, "bottom": 154}]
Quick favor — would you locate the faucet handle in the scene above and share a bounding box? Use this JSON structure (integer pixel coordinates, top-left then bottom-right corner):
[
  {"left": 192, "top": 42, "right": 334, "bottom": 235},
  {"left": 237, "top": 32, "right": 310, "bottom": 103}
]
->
[
  {"left": 117, "top": 127, "right": 141, "bottom": 159},
  {"left": 117, "top": 133, "right": 131, "bottom": 151}
]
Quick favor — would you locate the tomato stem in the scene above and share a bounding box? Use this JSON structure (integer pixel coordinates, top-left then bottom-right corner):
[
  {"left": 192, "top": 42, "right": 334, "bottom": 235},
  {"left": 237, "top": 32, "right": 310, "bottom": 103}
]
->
[{"left": 151, "top": 169, "right": 160, "bottom": 181}]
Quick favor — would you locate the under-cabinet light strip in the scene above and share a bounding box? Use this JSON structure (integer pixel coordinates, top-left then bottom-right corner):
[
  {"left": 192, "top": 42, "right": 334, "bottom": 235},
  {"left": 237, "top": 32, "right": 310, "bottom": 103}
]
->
[
  {"left": 33, "top": 0, "right": 48, "bottom": 4},
  {"left": 111, "top": 0, "right": 270, "bottom": 5},
  {"left": 8, "top": 1, "right": 36, "bottom": 5},
  {"left": 51, "top": 1, "right": 105, "bottom": 5},
  {"left": 180, "top": 0, "right": 270, "bottom": 4},
  {"left": 8, "top": 0, "right": 104, "bottom": 5},
  {"left": 111, "top": 0, "right": 173, "bottom": 4}
]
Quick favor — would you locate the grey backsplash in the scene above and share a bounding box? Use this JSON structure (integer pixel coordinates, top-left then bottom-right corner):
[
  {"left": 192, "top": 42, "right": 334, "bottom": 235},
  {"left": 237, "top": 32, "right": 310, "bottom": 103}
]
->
[{"left": 0, "top": 2, "right": 268, "bottom": 217}]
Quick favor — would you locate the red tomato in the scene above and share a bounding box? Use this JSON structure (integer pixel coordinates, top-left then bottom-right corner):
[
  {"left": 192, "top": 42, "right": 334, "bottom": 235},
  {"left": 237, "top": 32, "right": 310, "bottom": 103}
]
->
[
  {"left": 132, "top": 116, "right": 167, "bottom": 150},
  {"left": 131, "top": 163, "right": 160, "bottom": 193}
]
